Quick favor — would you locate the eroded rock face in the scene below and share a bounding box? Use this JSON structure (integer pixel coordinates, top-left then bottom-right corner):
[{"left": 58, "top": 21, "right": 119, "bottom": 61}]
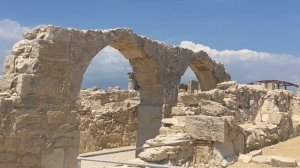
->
[
  {"left": 77, "top": 87, "right": 139, "bottom": 153},
  {"left": 139, "top": 81, "right": 300, "bottom": 167}
]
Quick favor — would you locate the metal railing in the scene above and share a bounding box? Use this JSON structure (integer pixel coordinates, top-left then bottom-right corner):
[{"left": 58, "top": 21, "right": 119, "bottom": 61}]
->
[{"left": 77, "top": 140, "right": 191, "bottom": 168}]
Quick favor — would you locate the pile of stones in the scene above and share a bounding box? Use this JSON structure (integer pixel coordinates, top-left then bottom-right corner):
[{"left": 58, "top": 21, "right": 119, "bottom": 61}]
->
[{"left": 138, "top": 81, "right": 300, "bottom": 167}]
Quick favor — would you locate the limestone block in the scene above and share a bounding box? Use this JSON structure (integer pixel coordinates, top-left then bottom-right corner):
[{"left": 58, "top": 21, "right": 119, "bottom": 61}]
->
[
  {"left": 252, "top": 155, "right": 272, "bottom": 164},
  {"left": 0, "top": 163, "right": 17, "bottom": 168},
  {"left": 185, "top": 115, "right": 234, "bottom": 142},
  {"left": 139, "top": 143, "right": 193, "bottom": 164},
  {"left": 200, "top": 100, "right": 230, "bottom": 116},
  {"left": 19, "top": 155, "right": 39, "bottom": 167},
  {"left": 0, "top": 136, "right": 4, "bottom": 152},
  {"left": 23, "top": 29, "right": 40, "bottom": 40},
  {"left": 145, "top": 134, "right": 189, "bottom": 146},
  {"left": 224, "top": 97, "right": 236, "bottom": 109},
  {"left": 15, "top": 57, "right": 39, "bottom": 73},
  {"left": 248, "top": 149, "right": 262, "bottom": 157},
  {"left": 4, "top": 137, "right": 20, "bottom": 153},
  {"left": 178, "top": 94, "right": 201, "bottom": 107},
  {"left": 159, "top": 127, "right": 180, "bottom": 135},
  {"left": 19, "top": 136, "right": 45, "bottom": 155},
  {"left": 213, "top": 141, "right": 237, "bottom": 166},
  {"left": 139, "top": 85, "right": 163, "bottom": 104},
  {"left": 217, "top": 81, "right": 237, "bottom": 90},
  {"left": 11, "top": 39, "right": 32, "bottom": 56},
  {"left": 54, "top": 137, "right": 74, "bottom": 148},
  {"left": 233, "top": 133, "right": 245, "bottom": 154},
  {"left": 37, "top": 40, "right": 71, "bottom": 60},
  {"left": 220, "top": 155, "right": 236, "bottom": 167},
  {"left": 162, "top": 118, "right": 179, "bottom": 126},
  {"left": 3, "top": 55, "right": 15, "bottom": 74},
  {"left": 138, "top": 146, "right": 170, "bottom": 162},
  {"left": 41, "top": 149, "right": 64, "bottom": 168},
  {"left": 0, "top": 74, "right": 15, "bottom": 92},
  {"left": 162, "top": 117, "right": 185, "bottom": 127},
  {"left": 297, "top": 159, "right": 300, "bottom": 167},
  {"left": 136, "top": 105, "right": 162, "bottom": 150},
  {"left": 0, "top": 98, "right": 13, "bottom": 119},
  {"left": 267, "top": 112, "right": 283, "bottom": 125},
  {"left": 15, "top": 74, "right": 69, "bottom": 98},
  {"left": 238, "top": 154, "right": 252, "bottom": 163},
  {"left": 57, "top": 123, "right": 77, "bottom": 133},
  {"left": 16, "top": 114, "right": 42, "bottom": 125},
  {"left": 271, "top": 156, "right": 297, "bottom": 167},
  {"left": 206, "top": 89, "right": 225, "bottom": 103},
  {"left": 171, "top": 106, "right": 188, "bottom": 116},
  {"left": 64, "top": 148, "right": 78, "bottom": 168},
  {"left": 47, "top": 111, "right": 66, "bottom": 124},
  {"left": 0, "top": 153, "right": 17, "bottom": 163},
  {"left": 194, "top": 145, "right": 212, "bottom": 164}
]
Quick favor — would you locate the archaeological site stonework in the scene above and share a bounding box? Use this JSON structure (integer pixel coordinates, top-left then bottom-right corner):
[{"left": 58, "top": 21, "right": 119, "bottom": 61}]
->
[
  {"left": 0, "top": 26, "right": 230, "bottom": 168},
  {"left": 138, "top": 81, "right": 300, "bottom": 167},
  {"left": 78, "top": 87, "right": 139, "bottom": 153}
]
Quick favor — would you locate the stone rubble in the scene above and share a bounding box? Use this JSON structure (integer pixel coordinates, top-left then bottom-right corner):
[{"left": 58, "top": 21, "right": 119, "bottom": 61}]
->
[
  {"left": 138, "top": 81, "right": 300, "bottom": 167},
  {"left": 237, "top": 154, "right": 252, "bottom": 163},
  {"left": 237, "top": 151, "right": 299, "bottom": 167},
  {"left": 270, "top": 156, "right": 297, "bottom": 167}
]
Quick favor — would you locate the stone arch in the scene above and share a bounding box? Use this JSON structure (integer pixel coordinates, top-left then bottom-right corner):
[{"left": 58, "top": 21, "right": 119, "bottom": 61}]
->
[
  {"left": 0, "top": 26, "right": 230, "bottom": 168},
  {"left": 0, "top": 26, "right": 165, "bottom": 168},
  {"left": 189, "top": 60, "right": 218, "bottom": 91},
  {"left": 70, "top": 42, "right": 165, "bottom": 153},
  {"left": 163, "top": 50, "right": 231, "bottom": 117},
  {"left": 181, "top": 51, "right": 231, "bottom": 92}
]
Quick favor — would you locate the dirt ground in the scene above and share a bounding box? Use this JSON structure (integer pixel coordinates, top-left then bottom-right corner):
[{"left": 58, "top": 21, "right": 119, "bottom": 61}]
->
[
  {"left": 262, "top": 136, "right": 300, "bottom": 159},
  {"left": 229, "top": 162, "right": 273, "bottom": 168},
  {"left": 230, "top": 136, "right": 300, "bottom": 168},
  {"left": 80, "top": 136, "right": 300, "bottom": 168}
]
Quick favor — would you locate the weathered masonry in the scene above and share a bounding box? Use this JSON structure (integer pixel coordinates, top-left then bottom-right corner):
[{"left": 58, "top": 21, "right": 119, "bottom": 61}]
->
[{"left": 0, "top": 26, "right": 230, "bottom": 168}]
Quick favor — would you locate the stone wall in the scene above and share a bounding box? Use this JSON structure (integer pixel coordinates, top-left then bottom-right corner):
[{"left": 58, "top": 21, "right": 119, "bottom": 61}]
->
[
  {"left": 139, "top": 81, "right": 300, "bottom": 167},
  {"left": 0, "top": 25, "right": 230, "bottom": 168},
  {"left": 77, "top": 87, "right": 139, "bottom": 153}
]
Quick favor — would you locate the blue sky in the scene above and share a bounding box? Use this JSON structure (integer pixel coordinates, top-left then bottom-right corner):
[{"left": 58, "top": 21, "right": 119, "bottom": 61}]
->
[{"left": 0, "top": 0, "right": 300, "bottom": 89}]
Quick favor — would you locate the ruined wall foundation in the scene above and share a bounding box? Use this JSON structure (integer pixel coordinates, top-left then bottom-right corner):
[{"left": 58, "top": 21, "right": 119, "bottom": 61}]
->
[
  {"left": 78, "top": 87, "right": 139, "bottom": 153},
  {"left": 139, "top": 81, "right": 300, "bottom": 167}
]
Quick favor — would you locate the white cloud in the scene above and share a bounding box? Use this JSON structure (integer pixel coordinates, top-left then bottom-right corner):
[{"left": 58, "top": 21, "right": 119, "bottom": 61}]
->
[
  {"left": 180, "top": 41, "right": 300, "bottom": 85},
  {"left": 82, "top": 46, "right": 132, "bottom": 89},
  {"left": 0, "top": 19, "right": 29, "bottom": 71}
]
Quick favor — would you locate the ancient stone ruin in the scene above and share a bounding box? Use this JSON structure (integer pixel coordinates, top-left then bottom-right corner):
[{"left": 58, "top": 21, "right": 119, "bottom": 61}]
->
[
  {"left": 0, "top": 26, "right": 230, "bottom": 168},
  {"left": 138, "top": 81, "right": 300, "bottom": 167},
  {"left": 0, "top": 25, "right": 299, "bottom": 168},
  {"left": 78, "top": 87, "right": 139, "bottom": 153}
]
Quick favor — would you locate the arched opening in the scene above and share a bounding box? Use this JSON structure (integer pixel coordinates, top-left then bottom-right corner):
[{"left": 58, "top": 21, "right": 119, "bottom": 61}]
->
[
  {"left": 71, "top": 38, "right": 164, "bottom": 157},
  {"left": 180, "top": 66, "right": 200, "bottom": 94},
  {"left": 78, "top": 46, "right": 138, "bottom": 154},
  {"left": 189, "top": 60, "right": 217, "bottom": 91},
  {"left": 179, "top": 60, "right": 218, "bottom": 94},
  {"left": 81, "top": 46, "right": 132, "bottom": 89}
]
